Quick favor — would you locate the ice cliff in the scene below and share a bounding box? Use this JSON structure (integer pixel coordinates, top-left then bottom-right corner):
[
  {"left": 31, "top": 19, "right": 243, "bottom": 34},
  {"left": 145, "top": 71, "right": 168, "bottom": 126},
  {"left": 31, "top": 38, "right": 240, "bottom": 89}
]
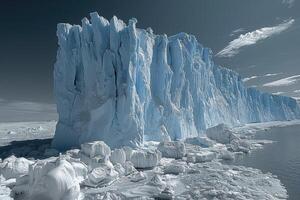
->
[{"left": 52, "top": 12, "right": 300, "bottom": 150}]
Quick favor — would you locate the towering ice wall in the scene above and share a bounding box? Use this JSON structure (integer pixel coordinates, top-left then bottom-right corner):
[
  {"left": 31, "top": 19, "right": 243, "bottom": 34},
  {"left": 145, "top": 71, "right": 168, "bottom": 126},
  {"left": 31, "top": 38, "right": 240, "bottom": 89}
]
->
[{"left": 52, "top": 12, "right": 300, "bottom": 150}]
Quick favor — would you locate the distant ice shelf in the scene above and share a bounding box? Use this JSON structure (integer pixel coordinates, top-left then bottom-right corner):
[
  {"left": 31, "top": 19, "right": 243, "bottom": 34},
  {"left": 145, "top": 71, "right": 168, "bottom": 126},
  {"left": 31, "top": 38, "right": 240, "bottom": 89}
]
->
[{"left": 52, "top": 12, "right": 300, "bottom": 150}]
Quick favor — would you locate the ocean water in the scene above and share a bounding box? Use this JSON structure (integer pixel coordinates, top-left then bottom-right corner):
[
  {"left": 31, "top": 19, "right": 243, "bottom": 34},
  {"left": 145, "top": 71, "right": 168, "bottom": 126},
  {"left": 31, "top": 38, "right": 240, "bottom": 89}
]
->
[{"left": 233, "top": 124, "right": 300, "bottom": 200}]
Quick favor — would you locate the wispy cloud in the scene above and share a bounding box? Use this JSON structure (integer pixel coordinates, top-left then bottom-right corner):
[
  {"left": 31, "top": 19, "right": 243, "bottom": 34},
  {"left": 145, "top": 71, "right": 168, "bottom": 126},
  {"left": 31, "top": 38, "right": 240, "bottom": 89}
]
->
[
  {"left": 294, "top": 90, "right": 300, "bottom": 93},
  {"left": 272, "top": 91, "right": 285, "bottom": 95},
  {"left": 243, "top": 73, "right": 281, "bottom": 83},
  {"left": 217, "top": 19, "right": 295, "bottom": 58},
  {"left": 230, "top": 28, "right": 246, "bottom": 37},
  {"left": 242, "top": 76, "right": 258, "bottom": 82},
  {"left": 264, "top": 73, "right": 281, "bottom": 77},
  {"left": 263, "top": 74, "right": 300, "bottom": 87},
  {"left": 282, "top": 0, "right": 295, "bottom": 8}
]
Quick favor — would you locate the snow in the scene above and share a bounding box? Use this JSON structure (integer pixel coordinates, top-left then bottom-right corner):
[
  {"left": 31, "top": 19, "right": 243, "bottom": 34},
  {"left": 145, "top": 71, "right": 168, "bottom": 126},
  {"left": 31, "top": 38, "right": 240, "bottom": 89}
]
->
[
  {"left": 129, "top": 171, "right": 147, "bottom": 182},
  {"left": 52, "top": 12, "right": 300, "bottom": 150},
  {"left": 122, "top": 146, "right": 133, "bottom": 161},
  {"left": 164, "top": 162, "right": 186, "bottom": 175},
  {"left": 84, "top": 166, "right": 118, "bottom": 187},
  {"left": 185, "top": 136, "right": 215, "bottom": 147},
  {"left": 110, "top": 149, "right": 126, "bottom": 165},
  {"left": 0, "top": 156, "right": 33, "bottom": 179},
  {"left": 218, "top": 150, "right": 235, "bottom": 160},
  {"left": 187, "top": 151, "right": 216, "bottom": 163},
  {"left": 157, "top": 141, "right": 186, "bottom": 159},
  {"left": 11, "top": 158, "right": 81, "bottom": 200},
  {"left": 148, "top": 174, "right": 165, "bottom": 187},
  {"left": 129, "top": 149, "right": 161, "bottom": 169},
  {"left": 81, "top": 141, "right": 111, "bottom": 158},
  {"left": 206, "top": 123, "right": 238, "bottom": 144},
  {"left": 1, "top": 120, "right": 298, "bottom": 199}
]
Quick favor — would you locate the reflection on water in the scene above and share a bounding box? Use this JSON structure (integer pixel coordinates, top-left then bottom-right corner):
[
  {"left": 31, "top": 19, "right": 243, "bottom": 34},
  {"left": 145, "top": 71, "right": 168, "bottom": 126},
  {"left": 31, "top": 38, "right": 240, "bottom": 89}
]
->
[{"left": 232, "top": 124, "right": 300, "bottom": 200}]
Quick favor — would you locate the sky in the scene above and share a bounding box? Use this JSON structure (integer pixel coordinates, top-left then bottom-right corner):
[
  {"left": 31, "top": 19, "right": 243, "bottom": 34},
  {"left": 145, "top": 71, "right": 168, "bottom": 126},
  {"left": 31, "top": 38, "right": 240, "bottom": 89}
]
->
[{"left": 0, "top": 0, "right": 299, "bottom": 121}]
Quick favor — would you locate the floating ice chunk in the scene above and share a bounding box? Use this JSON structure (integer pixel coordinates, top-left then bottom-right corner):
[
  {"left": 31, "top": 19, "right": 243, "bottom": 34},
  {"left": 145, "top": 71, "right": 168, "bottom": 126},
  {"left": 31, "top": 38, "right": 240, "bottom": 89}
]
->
[
  {"left": 79, "top": 141, "right": 113, "bottom": 170},
  {"left": 7, "top": 131, "right": 16, "bottom": 135},
  {"left": 148, "top": 174, "right": 165, "bottom": 187},
  {"left": 0, "top": 156, "right": 33, "bottom": 179},
  {"left": 113, "top": 163, "right": 125, "bottom": 176},
  {"left": 85, "top": 166, "right": 118, "bottom": 187},
  {"left": 110, "top": 149, "right": 126, "bottom": 165},
  {"left": 17, "top": 159, "right": 81, "bottom": 200},
  {"left": 66, "top": 149, "right": 81, "bottom": 158},
  {"left": 164, "top": 163, "right": 185, "bottom": 175},
  {"left": 228, "top": 139, "right": 250, "bottom": 153},
  {"left": 130, "top": 149, "right": 161, "bottom": 169},
  {"left": 81, "top": 141, "right": 111, "bottom": 158},
  {"left": 206, "top": 124, "right": 238, "bottom": 144},
  {"left": 186, "top": 154, "right": 196, "bottom": 163},
  {"left": 156, "top": 186, "right": 174, "bottom": 200},
  {"left": 79, "top": 152, "right": 113, "bottom": 171},
  {"left": 218, "top": 150, "right": 235, "bottom": 161},
  {"left": 123, "top": 161, "right": 137, "bottom": 175},
  {"left": 68, "top": 159, "right": 88, "bottom": 183},
  {"left": 157, "top": 141, "right": 186, "bottom": 159},
  {"left": 130, "top": 171, "right": 147, "bottom": 182},
  {"left": 187, "top": 151, "right": 216, "bottom": 163},
  {"left": 122, "top": 146, "right": 133, "bottom": 161},
  {"left": 185, "top": 136, "right": 216, "bottom": 147},
  {"left": 195, "top": 152, "right": 216, "bottom": 162},
  {"left": 87, "top": 191, "right": 125, "bottom": 200}
]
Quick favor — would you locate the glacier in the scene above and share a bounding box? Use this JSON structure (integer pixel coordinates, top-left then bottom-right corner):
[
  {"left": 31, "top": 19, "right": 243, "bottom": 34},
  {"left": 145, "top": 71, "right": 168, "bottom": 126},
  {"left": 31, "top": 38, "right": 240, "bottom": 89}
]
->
[{"left": 52, "top": 12, "right": 300, "bottom": 150}]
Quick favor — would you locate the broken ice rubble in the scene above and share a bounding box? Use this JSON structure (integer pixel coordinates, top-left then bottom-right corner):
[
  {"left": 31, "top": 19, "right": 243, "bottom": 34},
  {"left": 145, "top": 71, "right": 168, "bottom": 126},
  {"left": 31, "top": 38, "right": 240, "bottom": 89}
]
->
[{"left": 0, "top": 134, "right": 288, "bottom": 199}]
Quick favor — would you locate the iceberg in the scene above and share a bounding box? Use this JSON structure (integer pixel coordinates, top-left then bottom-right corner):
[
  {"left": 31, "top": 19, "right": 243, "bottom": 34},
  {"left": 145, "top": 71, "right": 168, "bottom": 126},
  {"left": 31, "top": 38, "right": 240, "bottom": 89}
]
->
[{"left": 52, "top": 12, "right": 300, "bottom": 150}]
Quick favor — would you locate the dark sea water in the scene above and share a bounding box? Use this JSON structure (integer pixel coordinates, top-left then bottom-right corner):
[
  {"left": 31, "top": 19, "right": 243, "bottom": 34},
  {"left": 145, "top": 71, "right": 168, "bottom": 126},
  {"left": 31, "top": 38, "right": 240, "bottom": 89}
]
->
[{"left": 232, "top": 124, "right": 300, "bottom": 200}]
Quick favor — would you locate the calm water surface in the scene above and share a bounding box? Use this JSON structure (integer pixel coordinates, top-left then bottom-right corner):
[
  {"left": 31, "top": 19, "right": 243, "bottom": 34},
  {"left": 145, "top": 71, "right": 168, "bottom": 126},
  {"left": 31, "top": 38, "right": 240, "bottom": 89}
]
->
[{"left": 232, "top": 124, "right": 300, "bottom": 200}]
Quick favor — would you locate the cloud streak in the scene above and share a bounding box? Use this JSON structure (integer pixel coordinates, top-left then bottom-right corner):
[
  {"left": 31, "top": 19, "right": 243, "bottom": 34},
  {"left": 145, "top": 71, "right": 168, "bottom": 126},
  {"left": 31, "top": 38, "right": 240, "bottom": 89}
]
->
[
  {"left": 230, "top": 28, "right": 246, "bottom": 37},
  {"left": 282, "top": 0, "right": 295, "bottom": 8},
  {"left": 242, "top": 76, "right": 258, "bottom": 82},
  {"left": 217, "top": 19, "right": 295, "bottom": 58},
  {"left": 263, "top": 74, "right": 300, "bottom": 87},
  {"left": 242, "top": 73, "right": 281, "bottom": 83}
]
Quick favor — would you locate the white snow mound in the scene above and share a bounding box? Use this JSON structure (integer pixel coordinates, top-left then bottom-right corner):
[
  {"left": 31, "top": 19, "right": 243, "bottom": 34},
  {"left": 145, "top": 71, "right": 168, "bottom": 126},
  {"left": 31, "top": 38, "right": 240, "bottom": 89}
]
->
[{"left": 157, "top": 141, "right": 186, "bottom": 159}]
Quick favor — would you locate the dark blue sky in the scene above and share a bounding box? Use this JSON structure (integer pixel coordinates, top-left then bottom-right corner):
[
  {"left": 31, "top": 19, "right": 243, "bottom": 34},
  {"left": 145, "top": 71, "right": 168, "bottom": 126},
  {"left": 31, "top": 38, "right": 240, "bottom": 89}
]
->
[{"left": 0, "top": 0, "right": 299, "bottom": 106}]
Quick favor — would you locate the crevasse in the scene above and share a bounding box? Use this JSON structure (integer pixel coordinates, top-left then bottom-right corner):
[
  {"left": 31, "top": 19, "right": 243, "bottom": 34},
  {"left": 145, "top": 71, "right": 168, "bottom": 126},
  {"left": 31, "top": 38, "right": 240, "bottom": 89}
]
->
[{"left": 52, "top": 12, "right": 300, "bottom": 150}]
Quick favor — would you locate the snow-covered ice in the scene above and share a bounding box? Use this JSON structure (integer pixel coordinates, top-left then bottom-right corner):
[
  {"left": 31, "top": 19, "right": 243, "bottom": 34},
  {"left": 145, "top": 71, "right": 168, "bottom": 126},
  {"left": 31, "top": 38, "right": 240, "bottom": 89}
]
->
[
  {"left": 12, "top": 158, "right": 81, "bottom": 200},
  {"left": 110, "top": 149, "right": 126, "bottom": 165},
  {"left": 0, "top": 156, "right": 33, "bottom": 179},
  {"left": 0, "top": 121, "right": 296, "bottom": 199},
  {"left": 185, "top": 136, "right": 216, "bottom": 148},
  {"left": 157, "top": 141, "right": 186, "bottom": 159},
  {"left": 206, "top": 123, "right": 239, "bottom": 144},
  {"left": 129, "top": 149, "right": 161, "bottom": 169},
  {"left": 81, "top": 141, "right": 111, "bottom": 158}
]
